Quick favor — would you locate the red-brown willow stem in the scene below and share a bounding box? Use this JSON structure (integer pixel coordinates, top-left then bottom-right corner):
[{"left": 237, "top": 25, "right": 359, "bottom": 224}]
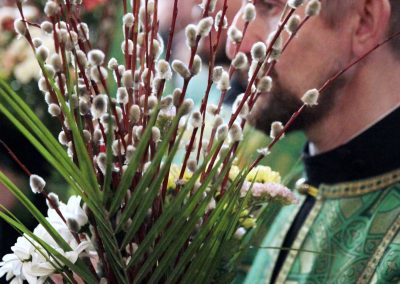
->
[{"left": 248, "top": 29, "right": 400, "bottom": 171}]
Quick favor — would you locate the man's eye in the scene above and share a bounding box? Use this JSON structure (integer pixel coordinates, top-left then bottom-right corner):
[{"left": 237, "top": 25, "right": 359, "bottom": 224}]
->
[{"left": 258, "top": 1, "right": 282, "bottom": 14}]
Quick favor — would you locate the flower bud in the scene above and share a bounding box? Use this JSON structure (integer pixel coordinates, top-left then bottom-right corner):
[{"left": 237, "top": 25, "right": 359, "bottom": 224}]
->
[
  {"left": 213, "top": 115, "right": 224, "bottom": 129},
  {"left": 212, "top": 66, "right": 224, "bottom": 82},
  {"left": 36, "top": 46, "right": 49, "bottom": 61},
  {"left": 49, "top": 53, "right": 62, "bottom": 72},
  {"left": 288, "top": 0, "right": 304, "bottom": 9},
  {"left": 152, "top": 127, "right": 161, "bottom": 143},
  {"left": 270, "top": 121, "right": 284, "bottom": 139},
  {"left": 88, "top": 49, "right": 105, "bottom": 66},
  {"left": 90, "top": 66, "right": 108, "bottom": 82},
  {"left": 285, "top": 15, "right": 301, "bottom": 34},
  {"left": 129, "top": 104, "right": 141, "bottom": 123},
  {"left": 58, "top": 131, "right": 68, "bottom": 145},
  {"left": 267, "top": 31, "right": 283, "bottom": 50},
  {"left": 187, "top": 159, "right": 197, "bottom": 172},
  {"left": 14, "top": 19, "right": 27, "bottom": 36},
  {"left": 190, "top": 111, "right": 202, "bottom": 128},
  {"left": 96, "top": 153, "right": 107, "bottom": 175},
  {"left": 93, "top": 129, "right": 103, "bottom": 144},
  {"left": 46, "top": 192, "right": 59, "bottom": 209},
  {"left": 197, "top": 17, "right": 213, "bottom": 37},
  {"left": 76, "top": 50, "right": 88, "bottom": 67},
  {"left": 172, "top": 60, "right": 191, "bottom": 79},
  {"left": 185, "top": 24, "right": 197, "bottom": 48},
  {"left": 191, "top": 55, "right": 202, "bottom": 76},
  {"left": 157, "top": 60, "right": 172, "bottom": 80},
  {"left": 125, "top": 145, "right": 136, "bottom": 163},
  {"left": 215, "top": 10, "right": 228, "bottom": 31},
  {"left": 122, "top": 70, "right": 134, "bottom": 88},
  {"left": 305, "top": 0, "right": 321, "bottom": 16},
  {"left": 117, "top": 87, "right": 129, "bottom": 105},
  {"left": 30, "top": 174, "right": 46, "bottom": 194},
  {"left": 121, "top": 39, "right": 134, "bottom": 55},
  {"left": 32, "top": 38, "right": 43, "bottom": 48},
  {"left": 242, "top": 3, "right": 256, "bottom": 22},
  {"left": 44, "top": 1, "right": 59, "bottom": 17},
  {"left": 232, "top": 52, "right": 248, "bottom": 70},
  {"left": 147, "top": 95, "right": 158, "bottom": 109},
  {"left": 251, "top": 42, "right": 267, "bottom": 61},
  {"left": 67, "top": 218, "right": 81, "bottom": 233},
  {"left": 79, "top": 99, "right": 90, "bottom": 116},
  {"left": 257, "top": 76, "right": 273, "bottom": 93},
  {"left": 160, "top": 95, "right": 173, "bottom": 109},
  {"left": 227, "top": 26, "right": 242, "bottom": 43},
  {"left": 229, "top": 123, "right": 243, "bottom": 142},
  {"left": 91, "top": 94, "right": 108, "bottom": 119},
  {"left": 257, "top": 147, "right": 271, "bottom": 157},
  {"left": 301, "top": 88, "right": 319, "bottom": 106},
  {"left": 108, "top": 58, "right": 118, "bottom": 70},
  {"left": 40, "top": 21, "right": 53, "bottom": 34},
  {"left": 123, "top": 13, "right": 135, "bottom": 28},
  {"left": 172, "top": 88, "right": 182, "bottom": 107},
  {"left": 48, "top": 104, "right": 61, "bottom": 117},
  {"left": 181, "top": 99, "right": 194, "bottom": 115},
  {"left": 216, "top": 124, "right": 228, "bottom": 141},
  {"left": 217, "top": 71, "right": 230, "bottom": 91}
]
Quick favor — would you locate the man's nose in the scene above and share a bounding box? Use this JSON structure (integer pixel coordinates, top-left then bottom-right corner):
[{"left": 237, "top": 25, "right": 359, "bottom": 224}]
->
[{"left": 226, "top": 6, "right": 260, "bottom": 59}]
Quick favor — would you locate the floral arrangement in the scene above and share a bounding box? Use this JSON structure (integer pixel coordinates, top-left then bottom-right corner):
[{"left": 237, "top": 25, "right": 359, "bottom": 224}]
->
[{"left": 0, "top": 0, "right": 329, "bottom": 283}]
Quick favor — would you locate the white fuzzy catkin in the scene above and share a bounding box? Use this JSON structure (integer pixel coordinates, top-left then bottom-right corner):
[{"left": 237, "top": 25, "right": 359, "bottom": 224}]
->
[
  {"left": 129, "top": 105, "right": 141, "bottom": 123},
  {"left": 213, "top": 115, "right": 224, "bottom": 129},
  {"left": 58, "top": 131, "right": 68, "bottom": 145},
  {"left": 285, "top": 15, "right": 301, "bottom": 34},
  {"left": 121, "top": 40, "right": 133, "bottom": 55},
  {"left": 14, "top": 19, "right": 27, "bottom": 36},
  {"left": 122, "top": 70, "right": 134, "bottom": 88},
  {"left": 40, "top": 21, "right": 53, "bottom": 34},
  {"left": 305, "top": 0, "right": 321, "bottom": 16},
  {"left": 88, "top": 49, "right": 105, "bottom": 66},
  {"left": 229, "top": 123, "right": 243, "bottom": 142},
  {"left": 232, "top": 52, "right": 248, "bottom": 70},
  {"left": 44, "top": 1, "right": 59, "bottom": 17},
  {"left": 216, "top": 124, "right": 228, "bottom": 141},
  {"left": 267, "top": 31, "right": 283, "bottom": 50},
  {"left": 212, "top": 66, "right": 224, "bottom": 82},
  {"left": 287, "top": 0, "right": 304, "bottom": 9},
  {"left": 257, "top": 76, "right": 273, "bottom": 93},
  {"left": 108, "top": 58, "right": 118, "bottom": 70},
  {"left": 76, "top": 50, "right": 88, "bottom": 67},
  {"left": 117, "top": 87, "right": 129, "bottom": 105},
  {"left": 301, "top": 88, "right": 319, "bottom": 106},
  {"left": 215, "top": 10, "right": 228, "bottom": 31},
  {"left": 172, "top": 60, "right": 191, "bottom": 79},
  {"left": 200, "top": 0, "right": 217, "bottom": 12},
  {"left": 207, "top": 104, "right": 218, "bottom": 115},
  {"left": 242, "top": 3, "right": 256, "bottom": 22},
  {"left": 32, "top": 38, "right": 43, "bottom": 48},
  {"left": 91, "top": 94, "right": 108, "bottom": 119},
  {"left": 36, "top": 46, "right": 49, "bottom": 61},
  {"left": 185, "top": 24, "right": 197, "bottom": 48},
  {"left": 251, "top": 42, "right": 267, "bottom": 61},
  {"left": 90, "top": 66, "right": 108, "bottom": 83},
  {"left": 172, "top": 88, "right": 182, "bottom": 107},
  {"left": 191, "top": 55, "right": 202, "bottom": 75},
  {"left": 160, "top": 95, "right": 173, "bottom": 109},
  {"left": 270, "top": 121, "right": 284, "bottom": 139},
  {"left": 190, "top": 111, "right": 202, "bottom": 128},
  {"left": 157, "top": 60, "right": 172, "bottom": 80},
  {"left": 227, "top": 26, "right": 243, "bottom": 43},
  {"left": 46, "top": 192, "right": 59, "bottom": 209},
  {"left": 48, "top": 104, "right": 61, "bottom": 117},
  {"left": 123, "top": 13, "right": 135, "bottom": 28},
  {"left": 217, "top": 71, "right": 230, "bottom": 91},
  {"left": 79, "top": 100, "right": 90, "bottom": 115},
  {"left": 29, "top": 174, "right": 46, "bottom": 194},
  {"left": 96, "top": 153, "right": 107, "bottom": 175},
  {"left": 152, "top": 127, "right": 161, "bottom": 143},
  {"left": 197, "top": 17, "right": 214, "bottom": 37},
  {"left": 181, "top": 99, "right": 194, "bottom": 115}
]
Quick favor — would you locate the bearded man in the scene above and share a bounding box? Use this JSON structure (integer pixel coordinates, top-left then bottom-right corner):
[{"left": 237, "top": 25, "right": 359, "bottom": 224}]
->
[{"left": 227, "top": 0, "right": 400, "bottom": 283}]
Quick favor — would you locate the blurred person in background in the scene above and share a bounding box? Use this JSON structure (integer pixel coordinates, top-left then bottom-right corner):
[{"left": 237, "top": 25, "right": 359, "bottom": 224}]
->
[{"left": 227, "top": 0, "right": 400, "bottom": 283}]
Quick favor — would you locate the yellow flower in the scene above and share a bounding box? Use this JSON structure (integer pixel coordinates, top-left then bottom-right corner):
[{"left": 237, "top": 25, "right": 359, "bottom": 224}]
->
[
  {"left": 167, "top": 164, "right": 193, "bottom": 190},
  {"left": 246, "top": 165, "right": 281, "bottom": 184},
  {"left": 229, "top": 165, "right": 240, "bottom": 181},
  {"left": 241, "top": 217, "right": 256, "bottom": 229}
]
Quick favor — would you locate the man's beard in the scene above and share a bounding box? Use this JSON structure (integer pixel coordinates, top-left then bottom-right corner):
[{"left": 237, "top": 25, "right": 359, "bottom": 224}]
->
[{"left": 247, "top": 70, "right": 344, "bottom": 134}]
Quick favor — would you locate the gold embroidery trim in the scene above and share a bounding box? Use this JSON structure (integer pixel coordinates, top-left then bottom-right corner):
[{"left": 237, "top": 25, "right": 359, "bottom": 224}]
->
[
  {"left": 357, "top": 215, "right": 400, "bottom": 284},
  {"left": 319, "top": 168, "right": 400, "bottom": 198},
  {"left": 274, "top": 198, "right": 323, "bottom": 284}
]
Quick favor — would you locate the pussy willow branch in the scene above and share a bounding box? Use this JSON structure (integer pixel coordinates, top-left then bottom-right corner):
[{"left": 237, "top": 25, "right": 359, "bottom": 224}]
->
[{"left": 249, "top": 29, "right": 400, "bottom": 171}]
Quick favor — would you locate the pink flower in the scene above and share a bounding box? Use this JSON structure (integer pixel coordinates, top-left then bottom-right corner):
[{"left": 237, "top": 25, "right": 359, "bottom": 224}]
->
[{"left": 241, "top": 181, "right": 298, "bottom": 205}]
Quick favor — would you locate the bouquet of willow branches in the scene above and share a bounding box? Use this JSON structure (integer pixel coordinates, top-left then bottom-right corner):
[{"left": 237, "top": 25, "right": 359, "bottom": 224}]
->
[{"left": 0, "top": 0, "right": 324, "bottom": 283}]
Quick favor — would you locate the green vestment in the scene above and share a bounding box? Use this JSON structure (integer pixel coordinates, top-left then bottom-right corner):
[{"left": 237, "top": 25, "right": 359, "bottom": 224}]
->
[{"left": 244, "top": 169, "right": 400, "bottom": 284}]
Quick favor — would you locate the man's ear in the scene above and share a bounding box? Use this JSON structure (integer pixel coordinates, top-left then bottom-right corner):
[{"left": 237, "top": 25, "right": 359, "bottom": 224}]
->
[{"left": 352, "top": 0, "right": 391, "bottom": 57}]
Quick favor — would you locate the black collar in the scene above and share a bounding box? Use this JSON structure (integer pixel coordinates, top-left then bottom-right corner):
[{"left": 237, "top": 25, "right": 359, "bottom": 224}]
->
[{"left": 303, "top": 107, "right": 400, "bottom": 187}]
